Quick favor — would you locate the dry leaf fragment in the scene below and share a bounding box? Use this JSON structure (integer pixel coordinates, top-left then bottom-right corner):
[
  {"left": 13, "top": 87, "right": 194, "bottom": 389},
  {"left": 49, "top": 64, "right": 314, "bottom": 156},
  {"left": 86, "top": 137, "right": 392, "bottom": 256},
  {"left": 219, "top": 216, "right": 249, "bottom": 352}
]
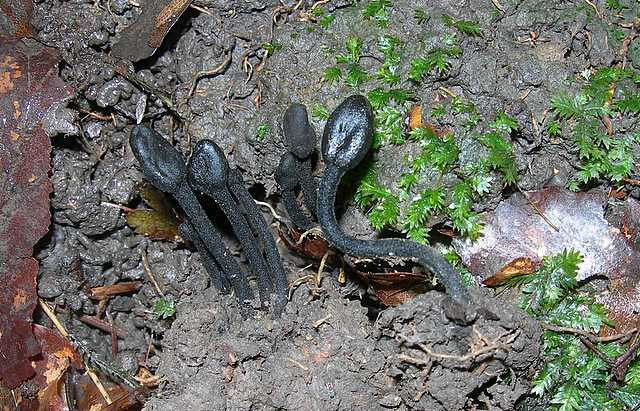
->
[
  {"left": 0, "top": 0, "right": 35, "bottom": 38},
  {"left": 454, "top": 187, "right": 640, "bottom": 283},
  {"left": 482, "top": 257, "right": 540, "bottom": 287},
  {"left": 408, "top": 105, "right": 422, "bottom": 130},
  {"left": 126, "top": 184, "right": 181, "bottom": 242},
  {"left": 0, "top": 36, "right": 73, "bottom": 389},
  {"left": 111, "top": 0, "right": 193, "bottom": 62}
]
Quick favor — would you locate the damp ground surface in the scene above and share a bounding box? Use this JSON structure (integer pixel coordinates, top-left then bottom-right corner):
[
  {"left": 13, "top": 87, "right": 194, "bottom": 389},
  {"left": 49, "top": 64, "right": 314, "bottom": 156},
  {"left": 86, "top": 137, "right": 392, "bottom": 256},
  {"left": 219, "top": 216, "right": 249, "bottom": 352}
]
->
[{"left": 25, "top": 0, "right": 640, "bottom": 409}]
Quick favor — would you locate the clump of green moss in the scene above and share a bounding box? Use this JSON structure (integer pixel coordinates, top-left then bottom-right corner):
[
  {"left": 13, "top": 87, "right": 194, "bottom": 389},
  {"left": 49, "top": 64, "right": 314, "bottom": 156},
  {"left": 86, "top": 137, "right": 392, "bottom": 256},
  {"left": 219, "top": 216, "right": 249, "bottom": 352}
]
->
[{"left": 314, "top": 2, "right": 516, "bottom": 242}]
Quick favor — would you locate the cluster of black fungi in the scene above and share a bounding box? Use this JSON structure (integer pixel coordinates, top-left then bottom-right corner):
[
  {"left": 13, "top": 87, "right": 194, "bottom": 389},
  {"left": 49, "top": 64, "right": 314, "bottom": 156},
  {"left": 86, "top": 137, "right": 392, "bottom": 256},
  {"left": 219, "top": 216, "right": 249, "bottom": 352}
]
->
[{"left": 130, "top": 95, "right": 471, "bottom": 317}]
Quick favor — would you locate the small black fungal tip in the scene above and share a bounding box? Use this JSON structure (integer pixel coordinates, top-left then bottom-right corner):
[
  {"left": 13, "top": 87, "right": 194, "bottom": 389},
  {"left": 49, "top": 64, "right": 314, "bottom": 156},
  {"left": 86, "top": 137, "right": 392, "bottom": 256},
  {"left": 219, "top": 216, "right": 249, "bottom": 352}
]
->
[
  {"left": 130, "top": 125, "right": 187, "bottom": 194},
  {"left": 321, "top": 95, "right": 374, "bottom": 171},
  {"left": 274, "top": 152, "right": 299, "bottom": 190},
  {"left": 283, "top": 103, "right": 316, "bottom": 159},
  {"left": 188, "top": 139, "right": 230, "bottom": 193}
]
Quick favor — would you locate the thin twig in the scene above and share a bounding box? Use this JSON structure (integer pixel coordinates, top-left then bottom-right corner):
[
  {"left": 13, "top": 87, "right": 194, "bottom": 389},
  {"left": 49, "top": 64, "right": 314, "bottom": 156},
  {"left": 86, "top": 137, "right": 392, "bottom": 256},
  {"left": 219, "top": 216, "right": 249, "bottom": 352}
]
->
[
  {"left": 398, "top": 353, "right": 431, "bottom": 366},
  {"left": 315, "top": 252, "right": 329, "bottom": 290},
  {"left": 101, "top": 202, "right": 134, "bottom": 213},
  {"left": 398, "top": 327, "right": 518, "bottom": 363},
  {"left": 518, "top": 185, "right": 559, "bottom": 232},
  {"left": 313, "top": 314, "right": 332, "bottom": 329},
  {"left": 582, "top": 0, "right": 602, "bottom": 19},
  {"left": 141, "top": 251, "right": 164, "bottom": 297},
  {"left": 78, "top": 315, "right": 128, "bottom": 338},
  {"left": 189, "top": 51, "right": 233, "bottom": 97},
  {"left": 189, "top": 3, "right": 212, "bottom": 15},
  {"left": 543, "top": 323, "right": 638, "bottom": 344},
  {"left": 490, "top": 0, "right": 505, "bottom": 13},
  {"left": 295, "top": 227, "right": 324, "bottom": 246},
  {"left": 287, "top": 358, "right": 309, "bottom": 371}
]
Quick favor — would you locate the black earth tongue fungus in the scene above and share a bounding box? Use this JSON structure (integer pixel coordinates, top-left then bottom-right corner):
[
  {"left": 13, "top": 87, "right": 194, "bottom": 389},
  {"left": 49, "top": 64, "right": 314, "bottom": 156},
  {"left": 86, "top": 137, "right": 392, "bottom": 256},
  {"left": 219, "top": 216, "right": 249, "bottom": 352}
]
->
[
  {"left": 179, "top": 221, "right": 230, "bottom": 293},
  {"left": 129, "top": 125, "right": 255, "bottom": 307},
  {"left": 188, "top": 139, "right": 275, "bottom": 307},
  {"left": 317, "top": 95, "right": 473, "bottom": 307},
  {"left": 228, "top": 169, "right": 288, "bottom": 315},
  {"left": 275, "top": 152, "right": 314, "bottom": 231},
  {"left": 282, "top": 103, "right": 318, "bottom": 217}
]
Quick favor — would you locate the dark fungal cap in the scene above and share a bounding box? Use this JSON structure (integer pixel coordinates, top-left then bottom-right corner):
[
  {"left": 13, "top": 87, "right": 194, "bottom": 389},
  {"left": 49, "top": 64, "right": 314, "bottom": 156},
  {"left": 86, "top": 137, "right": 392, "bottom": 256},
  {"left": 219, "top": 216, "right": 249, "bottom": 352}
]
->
[
  {"left": 321, "top": 95, "right": 373, "bottom": 171},
  {"left": 274, "top": 152, "right": 299, "bottom": 190},
  {"left": 188, "top": 140, "right": 230, "bottom": 192},
  {"left": 130, "top": 125, "right": 187, "bottom": 194},
  {"left": 283, "top": 103, "right": 316, "bottom": 159}
]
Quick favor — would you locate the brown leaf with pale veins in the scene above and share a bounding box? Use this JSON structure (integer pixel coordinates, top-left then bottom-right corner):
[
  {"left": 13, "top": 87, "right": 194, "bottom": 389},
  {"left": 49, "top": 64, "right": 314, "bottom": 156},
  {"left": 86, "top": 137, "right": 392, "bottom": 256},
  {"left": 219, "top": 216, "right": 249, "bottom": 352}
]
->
[
  {"left": 346, "top": 257, "right": 428, "bottom": 306},
  {"left": 0, "top": 37, "right": 73, "bottom": 389}
]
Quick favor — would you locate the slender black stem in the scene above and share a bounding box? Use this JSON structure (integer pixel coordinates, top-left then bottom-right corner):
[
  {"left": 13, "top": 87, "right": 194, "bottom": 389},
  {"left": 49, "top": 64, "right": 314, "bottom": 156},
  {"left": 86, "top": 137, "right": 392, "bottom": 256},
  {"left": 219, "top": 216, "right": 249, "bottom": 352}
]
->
[
  {"left": 317, "top": 166, "right": 471, "bottom": 306},
  {"left": 200, "top": 186, "right": 273, "bottom": 304},
  {"left": 174, "top": 186, "right": 255, "bottom": 304},
  {"left": 179, "top": 222, "right": 230, "bottom": 293},
  {"left": 275, "top": 152, "right": 314, "bottom": 230},
  {"left": 281, "top": 189, "right": 313, "bottom": 230},
  {"left": 296, "top": 159, "right": 318, "bottom": 218},
  {"left": 229, "top": 170, "right": 288, "bottom": 315}
]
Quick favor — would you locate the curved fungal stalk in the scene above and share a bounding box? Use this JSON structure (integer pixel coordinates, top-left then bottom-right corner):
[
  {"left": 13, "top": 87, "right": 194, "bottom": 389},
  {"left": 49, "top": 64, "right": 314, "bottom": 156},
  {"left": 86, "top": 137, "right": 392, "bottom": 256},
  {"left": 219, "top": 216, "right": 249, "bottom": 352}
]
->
[
  {"left": 275, "top": 152, "right": 314, "bottom": 231},
  {"left": 317, "top": 96, "right": 472, "bottom": 306},
  {"left": 228, "top": 169, "right": 288, "bottom": 314},
  {"left": 179, "top": 221, "right": 230, "bottom": 293},
  {"left": 130, "top": 125, "right": 254, "bottom": 305},
  {"left": 188, "top": 140, "right": 273, "bottom": 305},
  {"left": 282, "top": 103, "right": 318, "bottom": 217}
]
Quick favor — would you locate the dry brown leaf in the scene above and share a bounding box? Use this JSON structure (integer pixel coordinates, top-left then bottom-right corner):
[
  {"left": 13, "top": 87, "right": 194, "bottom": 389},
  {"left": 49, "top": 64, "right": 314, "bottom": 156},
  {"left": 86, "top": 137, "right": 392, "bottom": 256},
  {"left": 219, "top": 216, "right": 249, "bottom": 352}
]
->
[
  {"left": 0, "top": 36, "right": 73, "bottom": 389},
  {"left": 0, "top": 0, "right": 35, "bottom": 38},
  {"left": 408, "top": 105, "right": 422, "bottom": 130},
  {"left": 482, "top": 257, "right": 540, "bottom": 287}
]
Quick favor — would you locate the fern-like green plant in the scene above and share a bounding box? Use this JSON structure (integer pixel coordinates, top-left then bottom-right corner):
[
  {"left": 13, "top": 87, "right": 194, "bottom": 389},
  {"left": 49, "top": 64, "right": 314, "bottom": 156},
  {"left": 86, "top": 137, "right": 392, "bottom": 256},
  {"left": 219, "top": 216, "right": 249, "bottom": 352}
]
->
[
  {"left": 409, "top": 46, "right": 462, "bottom": 80},
  {"left": 505, "top": 249, "right": 640, "bottom": 410},
  {"left": 355, "top": 172, "right": 401, "bottom": 230},
  {"left": 322, "top": 66, "right": 342, "bottom": 84},
  {"left": 414, "top": 9, "right": 430, "bottom": 25},
  {"left": 551, "top": 67, "right": 639, "bottom": 186},
  {"left": 402, "top": 187, "right": 445, "bottom": 242},
  {"left": 441, "top": 14, "right": 483, "bottom": 37},
  {"left": 362, "top": 0, "right": 392, "bottom": 27}
]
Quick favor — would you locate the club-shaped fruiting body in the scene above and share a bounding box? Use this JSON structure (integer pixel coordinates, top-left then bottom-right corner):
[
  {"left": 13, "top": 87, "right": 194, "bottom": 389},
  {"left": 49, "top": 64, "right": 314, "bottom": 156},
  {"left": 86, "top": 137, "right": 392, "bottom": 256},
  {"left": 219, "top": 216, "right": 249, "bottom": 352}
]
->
[
  {"left": 188, "top": 140, "right": 274, "bottom": 305},
  {"left": 321, "top": 95, "right": 373, "bottom": 171},
  {"left": 130, "top": 124, "right": 187, "bottom": 193},
  {"left": 283, "top": 103, "right": 316, "bottom": 160},
  {"left": 317, "top": 96, "right": 472, "bottom": 306},
  {"left": 130, "top": 125, "right": 254, "bottom": 306},
  {"left": 277, "top": 102, "right": 320, "bottom": 225}
]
